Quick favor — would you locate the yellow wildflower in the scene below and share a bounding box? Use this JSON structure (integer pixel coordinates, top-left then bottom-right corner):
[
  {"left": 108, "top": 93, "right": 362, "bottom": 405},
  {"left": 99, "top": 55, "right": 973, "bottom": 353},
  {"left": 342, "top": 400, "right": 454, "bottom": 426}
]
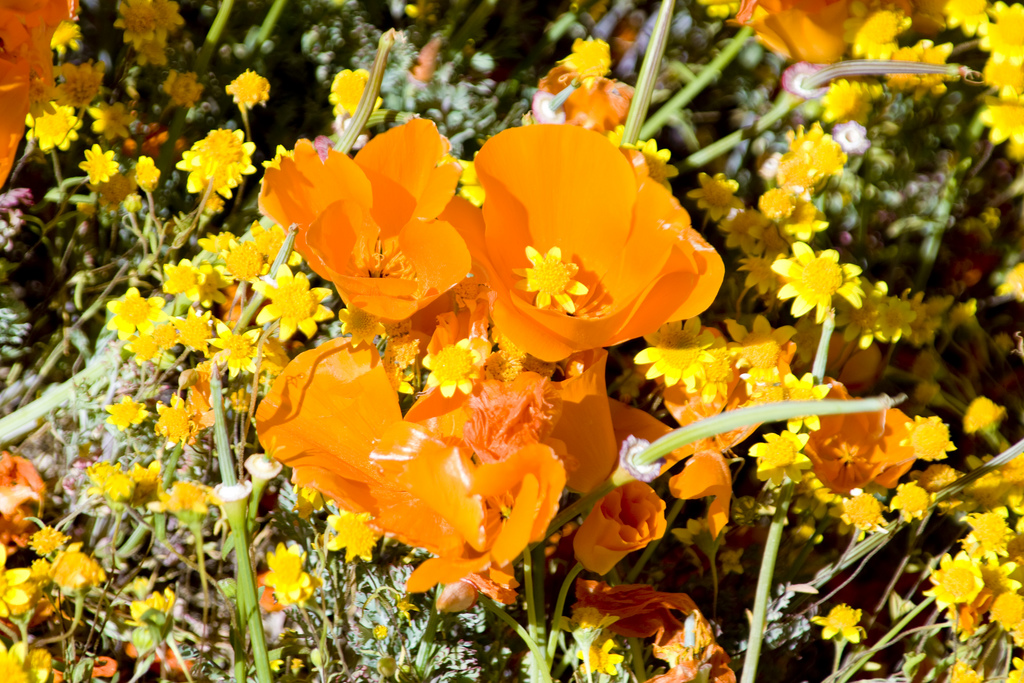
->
[
  {"left": 608, "top": 126, "right": 679, "bottom": 187},
  {"left": 841, "top": 492, "right": 887, "bottom": 534},
  {"left": 338, "top": 306, "right": 386, "bottom": 347},
  {"left": 57, "top": 60, "right": 104, "bottom": 108},
  {"left": 423, "top": 338, "right": 482, "bottom": 398},
  {"left": 329, "top": 68, "right": 381, "bottom": 118},
  {"left": 26, "top": 103, "right": 81, "bottom": 151},
  {"left": 991, "top": 591, "right": 1024, "bottom": 630},
  {"left": 726, "top": 314, "right": 795, "bottom": 384},
  {"left": 50, "top": 543, "right": 106, "bottom": 592},
  {"left": 176, "top": 128, "right": 257, "bottom": 198},
  {"left": 264, "top": 543, "right": 321, "bottom": 606},
  {"left": 772, "top": 242, "right": 863, "bottom": 324},
  {"left": 457, "top": 158, "right": 485, "bottom": 207},
  {"left": 889, "top": 481, "right": 932, "bottom": 521},
  {"left": 559, "top": 37, "right": 611, "bottom": 84},
  {"left": 326, "top": 511, "right": 381, "bottom": 562},
  {"left": 888, "top": 41, "right": 954, "bottom": 99},
  {"left": 944, "top": 0, "right": 989, "bottom": 36},
  {"left": 253, "top": 265, "right": 333, "bottom": 341},
  {"left": 982, "top": 2, "right": 1024, "bottom": 64},
  {"left": 686, "top": 172, "right": 743, "bottom": 221},
  {"left": 225, "top": 70, "right": 270, "bottom": 109},
  {"left": 901, "top": 416, "right": 955, "bottom": 462},
  {"left": 579, "top": 635, "right": 624, "bottom": 676},
  {"left": 373, "top": 624, "right": 388, "bottom": 640},
  {"left": 129, "top": 588, "right": 175, "bottom": 625},
  {"left": 751, "top": 431, "right": 812, "bottom": 486},
  {"left": 998, "top": 263, "right": 1024, "bottom": 301},
  {"left": 51, "top": 20, "right": 81, "bottom": 56},
  {"left": 135, "top": 155, "right": 160, "bottom": 193},
  {"left": 293, "top": 486, "right": 325, "bottom": 519},
  {"left": 162, "top": 70, "right": 204, "bottom": 108},
  {"left": 223, "top": 240, "right": 268, "bottom": 282},
  {"left": 172, "top": 307, "right": 213, "bottom": 355},
  {"left": 821, "top": 79, "right": 880, "bottom": 124},
  {"left": 129, "top": 462, "right": 162, "bottom": 506},
  {"left": 634, "top": 317, "right": 716, "bottom": 389},
  {"left": 811, "top": 604, "right": 865, "bottom": 643},
  {"left": 155, "top": 395, "right": 196, "bottom": 445},
  {"left": 843, "top": 1, "right": 912, "bottom": 59},
  {"left": 105, "top": 396, "right": 149, "bottom": 431},
  {"left": 187, "top": 264, "right": 230, "bottom": 308},
  {"left": 924, "top": 551, "right": 984, "bottom": 609},
  {"left": 209, "top": 323, "right": 261, "bottom": 377},
  {"left": 514, "top": 245, "right": 589, "bottom": 313},
  {"left": 29, "top": 527, "right": 69, "bottom": 556},
  {"left": 106, "top": 287, "right": 167, "bottom": 340},
  {"left": 965, "top": 511, "right": 1012, "bottom": 559},
  {"left": 782, "top": 373, "right": 830, "bottom": 432},
  {"left": 88, "top": 101, "right": 135, "bottom": 140},
  {"left": 156, "top": 480, "right": 212, "bottom": 527},
  {"left": 964, "top": 396, "right": 1008, "bottom": 434}
]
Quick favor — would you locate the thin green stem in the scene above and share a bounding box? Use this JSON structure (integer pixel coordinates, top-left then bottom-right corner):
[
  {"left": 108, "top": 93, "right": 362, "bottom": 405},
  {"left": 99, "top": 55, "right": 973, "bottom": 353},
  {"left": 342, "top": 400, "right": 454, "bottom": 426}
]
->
[
  {"left": 479, "top": 597, "right": 553, "bottom": 683},
  {"left": 677, "top": 91, "right": 799, "bottom": 171},
  {"left": 524, "top": 546, "right": 540, "bottom": 643},
  {"left": 813, "top": 310, "right": 835, "bottom": 383},
  {"left": 195, "top": 0, "right": 235, "bottom": 77},
  {"left": 193, "top": 526, "right": 211, "bottom": 625},
  {"left": 738, "top": 480, "right": 794, "bottom": 683},
  {"left": 640, "top": 26, "right": 753, "bottom": 140},
  {"left": 450, "top": 0, "right": 498, "bottom": 52},
  {"left": 232, "top": 224, "right": 298, "bottom": 332},
  {"left": 628, "top": 637, "right": 648, "bottom": 682},
  {"left": 254, "top": 0, "right": 289, "bottom": 48},
  {"left": 414, "top": 601, "right": 440, "bottom": 674},
  {"left": 547, "top": 562, "right": 584, "bottom": 663},
  {"left": 162, "top": 442, "right": 184, "bottom": 488},
  {"left": 621, "top": 0, "right": 675, "bottom": 146},
  {"left": 210, "top": 366, "right": 237, "bottom": 486},
  {"left": 336, "top": 31, "right": 397, "bottom": 155}
]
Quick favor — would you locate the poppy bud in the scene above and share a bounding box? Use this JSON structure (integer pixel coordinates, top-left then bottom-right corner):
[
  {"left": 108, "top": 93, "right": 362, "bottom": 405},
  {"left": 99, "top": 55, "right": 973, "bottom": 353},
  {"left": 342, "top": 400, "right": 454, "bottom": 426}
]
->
[
  {"left": 436, "top": 580, "right": 477, "bottom": 613},
  {"left": 573, "top": 481, "right": 667, "bottom": 575}
]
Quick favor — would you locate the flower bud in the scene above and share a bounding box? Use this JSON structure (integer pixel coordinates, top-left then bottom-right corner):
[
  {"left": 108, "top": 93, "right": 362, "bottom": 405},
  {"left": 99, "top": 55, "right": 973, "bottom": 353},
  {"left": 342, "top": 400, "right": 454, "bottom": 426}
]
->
[
  {"left": 573, "top": 481, "right": 667, "bottom": 575},
  {"left": 436, "top": 579, "right": 477, "bottom": 613}
]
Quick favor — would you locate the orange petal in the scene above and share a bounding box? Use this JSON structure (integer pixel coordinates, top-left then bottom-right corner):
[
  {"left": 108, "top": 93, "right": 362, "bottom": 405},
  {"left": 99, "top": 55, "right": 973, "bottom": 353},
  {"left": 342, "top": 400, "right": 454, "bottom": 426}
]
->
[
  {"left": 0, "top": 59, "right": 29, "bottom": 188},
  {"left": 668, "top": 449, "right": 733, "bottom": 538},
  {"left": 406, "top": 554, "right": 489, "bottom": 594},
  {"left": 399, "top": 218, "right": 472, "bottom": 303}
]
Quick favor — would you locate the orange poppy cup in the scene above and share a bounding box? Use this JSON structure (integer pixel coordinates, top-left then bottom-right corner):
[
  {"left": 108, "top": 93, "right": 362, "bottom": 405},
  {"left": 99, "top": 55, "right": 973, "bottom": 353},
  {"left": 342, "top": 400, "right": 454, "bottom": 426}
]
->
[{"left": 573, "top": 481, "right": 667, "bottom": 575}]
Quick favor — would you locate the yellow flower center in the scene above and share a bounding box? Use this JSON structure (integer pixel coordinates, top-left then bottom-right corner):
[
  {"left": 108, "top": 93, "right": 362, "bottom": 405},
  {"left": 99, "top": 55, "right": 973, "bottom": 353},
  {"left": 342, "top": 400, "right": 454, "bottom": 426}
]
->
[
  {"left": 939, "top": 566, "right": 981, "bottom": 602},
  {"left": 272, "top": 280, "right": 317, "bottom": 320},
  {"left": 122, "top": 2, "right": 157, "bottom": 33},
  {"left": 652, "top": 327, "right": 703, "bottom": 372},
  {"left": 761, "top": 437, "right": 799, "bottom": 468},
  {"left": 119, "top": 293, "right": 153, "bottom": 325},
  {"left": 759, "top": 189, "right": 796, "bottom": 220},
  {"left": 701, "top": 179, "right": 736, "bottom": 207},
  {"left": 224, "top": 242, "right": 265, "bottom": 281},
  {"left": 739, "top": 334, "right": 782, "bottom": 369},
  {"left": 222, "top": 332, "right": 255, "bottom": 360},
  {"left": 909, "top": 418, "right": 951, "bottom": 460},
  {"left": 822, "top": 604, "right": 860, "bottom": 630},
  {"left": 991, "top": 592, "right": 1024, "bottom": 628},
  {"left": 970, "top": 512, "right": 1009, "bottom": 552},
  {"left": 859, "top": 9, "right": 906, "bottom": 45},
  {"left": 894, "top": 484, "right": 929, "bottom": 514},
  {"left": 517, "top": 246, "right": 588, "bottom": 314},
  {"left": 843, "top": 493, "right": 884, "bottom": 530},
  {"left": 800, "top": 257, "right": 844, "bottom": 298},
  {"left": 428, "top": 344, "right": 477, "bottom": 386}
]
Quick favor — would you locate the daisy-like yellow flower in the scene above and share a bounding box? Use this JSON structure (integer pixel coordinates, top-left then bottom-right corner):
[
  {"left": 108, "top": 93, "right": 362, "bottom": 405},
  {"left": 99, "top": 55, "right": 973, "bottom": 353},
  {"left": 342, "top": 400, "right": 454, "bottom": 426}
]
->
[
  {"left": 51, "top": 20, "right": 82, "bottom": 56},
  {"left": 29, "top": 527, "right": 69, "bottom": 556},
  {"left": 991, "top": 592, "right": 1024, "bottom": 630},
  {"left": 337, "top": 306, "right": 386, "bottom": 347},
  {"left": 253, "top": 265, "right": 333, "bottom": 341},
  {"left": 772, "top": 242, "right": 863, "bottom": 324},
  {"left": 0, "top": 545, "right": 32, "bottom": 617},
  {"left": 264, "top": 543, "right": 321, "bottom": 607},
  {"left": 106, "top": 287, "right": 167, "bottom": 340},
  {"left": 209, "top": 323, "right": 261, "bottom": 377},
  {"left": 513, "top": 245, "right": 589, "bottom": 314},
  {"left": 251, "top": 222, "right": 302, "bottom": 265},
  {"left": 901, "top": 415, "right": 955, "bottom": 462},
  {"left": 423, "top": 338, "right": 482, "bottom": 398},
  {"left": 105, "top": 396, "right": 149, "bottom": 431},
  {"left": 225, "top": 70, "right": 270, "bottom": 109},
  {"left": 718, "top": 208, "right": 769, "bottom": 255},
  {"left": 172, "top": 307, "right": 213, "bottom": 355},
  {"left": 964, "top": 510, "right": 1012, "bottom": 559},
  {"left": 129, "top": 588, "right": 175, "bottom": 626},
  {"left": 738, "top": 254, "right": 780, "bottom": 296},
  {"left": 559, "top": 37, "right": 612, "bottom": 84},
  {"left": 987, "top": 58, "right": 1024, "bottom": 97},
  {"left": 162, "top": 259, "right": 200, "bottom": 296},
  {"left": 691, "top": 345, "right": 737, "bottom": 404},
  {"left": 889, "top": 481, "right": 932, "bottom": 521},
  {"left": 57, "top": 60, "right": 104, "bottom": 108},
  {"left": 758, "top": 188, "right": 796, "bottom": 221},
  {"left": 223, "top": 240, "right": 268, "bottom": 282},
  {"left": 262, "top": 144, "right": 296, "bottom": 171},
  {"left": 780, "top": 197, "right": 829, "bottom": 243},
  {"left": 87, "top": 461, "right": 136, "bottom": 508},
  {"left": 686, "top": 172, "right": 743, "bottom": 221},
  {"left": 608, "top": 126, "right": 679, "bottom": 188},
  {"left": 125, "top": 332, "right": 161, "bottom": 365},
  {"left": 944, "top": 0, "right": 989, "bottom": 36},
  {"left": 821, "top": 79, "right": 880, "bottom": 124},
  {"left": 162, "top": 69, "right": 204, "bottom": 108},
  {"left": 634, "top": 317, "right": 716, "bottom": 389},
  {"left": 135, "top": 155, "right": 160, "bottom": 193},
  {"left": 779, "top": 123, "right": 848, "bottom": 193},
  {"left": 579, "top": 635, "right": 624, "bottom": 676},
  {"left": 115, "top": 0, "right": 159, "bottom": 48},
  {"left": 26, "top": 103, "right": 81, "bottom": 152},
  {"left": 329, "top": 68, "right": 381, "bottom": 118},
  {"left": 50, "top": 542, "right": 107, "bottom": 593},
  {"left": 924, "top": 551, "right": 984, "bottom": 609},
  {"left": 155, "top": 395, "right": 196, "bottom": 445},
  {"left": 186, "top": 263, "right": 230, "bottom": 308},
  {"left": 95, "top": 170, "right": 138, "bottom": 210},
  {"left": 129, "top": 462, "right": 162, "bottom": 506},
  {"left": 155, "top": 480, "right": 212, "bottom": 527},
  {"left": 750, "top": 431, "right": 812, "bottom": 486},
  {"left": 88, "top": 101, "right": 135, "bottom": 141},
  {"left": 875, "top": 292, "right": 917, "bottom": 344},
  {"left": 810, "top": 604, "right": 865, "bottom": 643},
  {"left": 176, "top": 128, "right": 256, "bottom": 198},
  {"left": 294, "top": 486, "right": 326, "bottom": 519},
  {"left": 843, "top": 1, "right": 912, "bottom": 59},
  {"left": 725, "top": 314, "right": 795, "bottom": 383},
  {"left": 841, "top": 492, "right": 887, "bottom": 534},
  {"left": 981, "top": 94, "right": 1024, "bottom": 145},
  {"left": 983, "top": 2, "right": 1024, "bottom": 64},
  {"left": 326, "top": 511, "right": 381, "bottom": 562},
  {"left": 888, "top": 41, "right": 954, "bottom": 100},
  {"left": 781, "top": 373, "right": 830, "bottom": 432},
  {"left": 963, "top": 396, "right": 1007, "bottom": 434},
  {"left": 998, "top": 263, "right": 1024, "bottom": 301}
]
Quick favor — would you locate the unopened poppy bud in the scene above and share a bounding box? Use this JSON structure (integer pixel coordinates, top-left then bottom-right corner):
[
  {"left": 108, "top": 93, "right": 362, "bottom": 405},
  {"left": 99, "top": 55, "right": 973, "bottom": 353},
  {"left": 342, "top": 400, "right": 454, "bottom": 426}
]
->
[
  {"left": 618, "top": 435, "right": 659, "bottom": 483},
  {"left": 573, "top": 481, "right": 667, "bottom": 575},
  {"left": 532, "top": 91, "right": 567, "bottom": 125},
  {"left": 436, "top": 579, "right": 477, "bottom": 613},
  {"left": 244, "top": 453, "right": 282, "bottom": 482}
]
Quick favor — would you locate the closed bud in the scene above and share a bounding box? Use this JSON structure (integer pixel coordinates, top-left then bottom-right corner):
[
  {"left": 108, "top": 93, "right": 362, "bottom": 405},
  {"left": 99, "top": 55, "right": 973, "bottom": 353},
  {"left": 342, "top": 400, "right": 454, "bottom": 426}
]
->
[{"left": 436, "top": 579, "right": 477, "bottom": 613}]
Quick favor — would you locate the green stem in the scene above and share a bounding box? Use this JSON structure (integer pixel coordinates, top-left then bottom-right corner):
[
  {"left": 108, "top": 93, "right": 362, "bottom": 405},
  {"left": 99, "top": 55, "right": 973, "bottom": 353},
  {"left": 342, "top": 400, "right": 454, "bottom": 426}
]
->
[
  {"left": 195, "top": 0, "right": 235, "bottom": 77},
  {"left": 479, "top": 597, "right": 553, "bottom": 683},
  {"left": 625, "top": 497, "right": 684, "bottom": 584},
  {"left": 833, "top": 596, "right": 936, "bottom": 683},
  {"left": 193, "top": 525, "right": 211, "bottom": 625},
  {"left": 209, "top": 366, "right": 237, "bottom": 486},
  {"left": 547, "top": 562, "right": 584, "bottom": 663},
  {"left": 813, "top": 310, "right": 835, "bottom": 384},
  {"left": 628, "top": 637, "right": 648, "bottom": 682},
  {"left": 254, "top": 0, "right": 289, "bottom": 48},
  {"left": 640, "top": 26, "right": 753, "bottom": 140},
  {"left": 0, "top": 355, "right": 112, "bottom": 448},
  {"left": 335, "top": 30, "right": 397, "bottom": 155},
  {"left": 162, "top": 442, "right": 184, "bottom": 488},
  {"left": 450, "top": 0, "right": 498, "bottom": 52},
  {"left": 677, "top": 91, "right": 799, "bottom": 171},
  {"left": 414, "top": 601, "right": 440, "bottom": 674},
  {"left": 738, "top": 480, "right": 794, "bottom": 683},
  {"left": 115, "top": 524, "right": 150, "bottom": 558},
  {"left": 635, "top": 395, "right": 901, "bottom": 468},
  {"left": 222, "top": 487, "right": 274, "bottom": 683},
  {"left": 621, "top": 0, "right": 675, "bottom": 146},
  {"left": 232, "top": 224, "right": 298, "bottom": 333}
]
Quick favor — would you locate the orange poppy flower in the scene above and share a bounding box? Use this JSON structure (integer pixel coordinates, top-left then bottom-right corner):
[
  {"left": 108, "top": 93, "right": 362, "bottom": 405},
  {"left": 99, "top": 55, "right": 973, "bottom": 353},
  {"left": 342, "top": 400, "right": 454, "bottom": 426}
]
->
[
  {"left": 0, "top": 450, "right": 44, "bottom": 550},
  {"left": 735, "top": 0, "right": 851, "bottom": 64},
  {"left": 573, "top": 481, "right": 666, "bottom": 575},
  {"left": 574, "top": 579, "right": 736, "bottom": 683},
  {"left": 258, "top": 119, "right": 471, "bottom": 321},
  {"left": 255, "top": 339, "right": 566, "bottom": 593},
  {"left": 538, "top": 65, "right": 633, "bottom": 133},
  {"left": 803, "top": 381, "right": 915, "bottom": 495},
  {"left": 450, "top": 124, "right": 723, "bottom": 362},
  {"left": 0, "top": 0, "right": 75, "bottom": 185}
]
